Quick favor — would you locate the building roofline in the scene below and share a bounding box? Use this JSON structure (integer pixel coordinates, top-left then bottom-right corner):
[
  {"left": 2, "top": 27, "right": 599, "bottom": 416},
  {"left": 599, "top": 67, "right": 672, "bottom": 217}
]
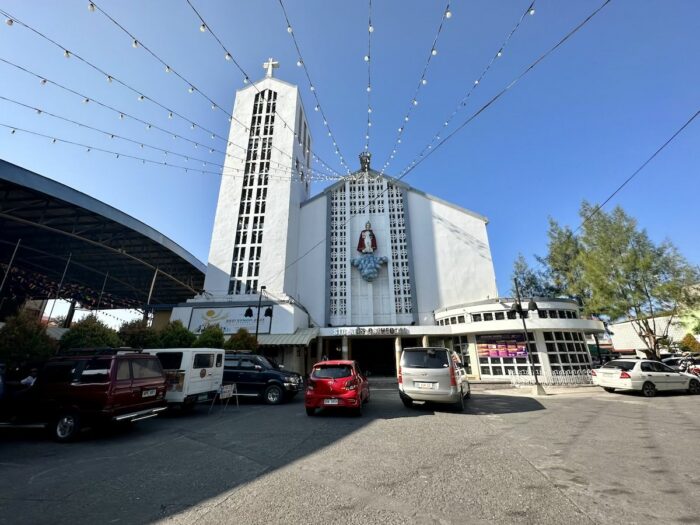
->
[
  {"left": 0, "top": 159, "right": 206, "bottom": 273},
  {"left": 302, "top": 169, "right": 488, "bottom": 223}
]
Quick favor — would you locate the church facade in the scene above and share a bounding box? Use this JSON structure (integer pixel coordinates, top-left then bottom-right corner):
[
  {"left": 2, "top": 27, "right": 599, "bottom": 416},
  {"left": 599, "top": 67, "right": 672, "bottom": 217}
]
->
[{"left": 169, "top": 62, "right": 603, "bottom": 378}]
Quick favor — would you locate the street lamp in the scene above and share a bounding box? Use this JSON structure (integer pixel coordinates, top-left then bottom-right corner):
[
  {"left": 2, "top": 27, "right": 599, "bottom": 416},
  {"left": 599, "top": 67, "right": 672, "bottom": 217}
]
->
[
  {"left": 512, "top": 278, "right": 545, "bottom": 395},
  {"left": 254, "top": 285, "right": 267, "bottom": 343}
]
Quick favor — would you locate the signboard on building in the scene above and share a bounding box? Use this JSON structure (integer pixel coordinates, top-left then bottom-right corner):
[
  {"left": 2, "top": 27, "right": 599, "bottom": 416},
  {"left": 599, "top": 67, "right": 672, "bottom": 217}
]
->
[
  {"left": 475, "top": 333, "right": 528, "bottom": 358},
  {"left": 328, "top": 326, "right": 411, "bottom": 337},
  {"left": 189, "top": 306, "right": 272, "bottom": 335}
]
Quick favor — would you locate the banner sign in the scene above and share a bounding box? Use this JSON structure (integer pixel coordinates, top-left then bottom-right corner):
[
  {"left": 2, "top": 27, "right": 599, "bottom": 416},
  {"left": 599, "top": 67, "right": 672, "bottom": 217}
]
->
[
  {"left": 189, "top": 306, "right": 272, "bottom": 335},
  {"left": 219, "top": 384, "right": 236, "bottom": 399},
  {"left": 329, "top": 326, "right": 411, "bottom": 336},
  {"left": 475, "top": 333, "right": 528, "bottom": 358}
]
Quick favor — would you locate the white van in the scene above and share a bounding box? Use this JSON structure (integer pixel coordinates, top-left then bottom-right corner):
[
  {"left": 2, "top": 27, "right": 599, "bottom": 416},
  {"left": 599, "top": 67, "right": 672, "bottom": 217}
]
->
[{"left": 144, "top": 348, "right": 224, "bottom": 409}]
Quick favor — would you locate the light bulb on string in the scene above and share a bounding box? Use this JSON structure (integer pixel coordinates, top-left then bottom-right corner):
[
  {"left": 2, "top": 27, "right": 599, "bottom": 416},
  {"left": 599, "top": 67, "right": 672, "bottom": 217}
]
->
[
  {"left": 314, "top": 105, "right": 319, "bottom": 111},
  {"left": 529, "top": 8, "right": 535, "bottom": 15},
  {"left": 421, "top": 79, "right": 428, "bottom": 85},
  {"left": 445, "top": 9, "right": 452, "bottom": 19},
  {"left": 35, "top": 109, "right": 42, "bottom": 115},
  {"left": 107, "top": 75, "right": 113, "bottom": 82},
  {"left": 211, "top": 104, "right": 216, "bottom": 110},
  {"left": 5, "top": 18, "right": 13, "bottom": 26},
  {"left": 412, "top": 100, "right": 418, "bottom": 106},
  {"left": 191, "top": 123, "right": 195, "bottom": 130},
  {"left": 497, "top": 50, "right": 503, "bottom": 58},
  {"left": 83, "top": 97, "right": 90, "bottom": 104},
  {"left": 88, "top": 2, "right": 95, "bottom": 12},
  {"left": 364, "top": 55, "right": 369, "bottom": 62},
  {"left": 287, "top": 25, "right": 293, "bottom": 33},
  {"left": 431, "top": 49, "right": 437, "bottom": 56},
  {"left": 366, "top": 86, "right": 371, "bottom": 92},
  {"left": 225, "top": 52, "right": 231, "bottom": 61},
  {"left": 368, "top": 25, "right": 374, "bottom": 33},
  {"left": 165, "top": 65, "right": 171, "bottom": 73},
  {"left": 132, "top": 39, "right": 139, "bottom": 48},
  {"left": 296, "top": 59, "right": 303, "bottom": 67},
  {"left": 199, "top": 23, "right": 207, "bottom": 32},
  {"left": 474, "top": 79, "right": 479, "bottom": 85},
  {"left": 40, "top": 78, "right": 47, "bottom": 86},
  {"left": 138, "top": 95, "right": 145, "bottom": 101},
  {"left": 119, "top": 113, "right": 124, "bottom": 119},
  {"left": 64, "top": 50, "right": 71, "bottom": 58},
  {"left": 168, "top": 112, "right": 173, "bottom": 119},
  {"left": 188, "top": 86, "right": 194, "bottom": 93}
]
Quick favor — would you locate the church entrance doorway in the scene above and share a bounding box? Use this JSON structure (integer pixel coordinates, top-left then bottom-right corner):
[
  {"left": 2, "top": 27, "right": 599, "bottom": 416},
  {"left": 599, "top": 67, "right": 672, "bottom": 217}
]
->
[{"left": 351, "top": 337, "right": 396, "bottom": 377}]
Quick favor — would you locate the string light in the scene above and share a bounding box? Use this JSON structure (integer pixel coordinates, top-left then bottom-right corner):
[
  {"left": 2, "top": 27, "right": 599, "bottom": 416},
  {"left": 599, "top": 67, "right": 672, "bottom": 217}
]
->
[
  {"left": 131, "top": 39, "right": 139, "bottom": 48},
  {"left": 5, "top": 18, "right": 12, "bottom": 26},
  {"left": 199, "top": 23, "right": 207, "bottom": 32},
  {"left": 225, "top": 52, "right": 231, "bottom": 61},
  {"left": 164, "top": 65, "right": 171, "bottom": 73},
  {"left": 396, "top": 0, "right": 611, "bottom": 179},
  {"left": 529, "top": 8, "right": 536, "bottom": 15},
  {"left": 63, "top": 49, "right": 70, "bottom": 58},
  {"left": 88, "top": 2, "right": 95, "bottom": 12},
  {"left": 379, "top": 1, "right": 451, "bottom": 175}
]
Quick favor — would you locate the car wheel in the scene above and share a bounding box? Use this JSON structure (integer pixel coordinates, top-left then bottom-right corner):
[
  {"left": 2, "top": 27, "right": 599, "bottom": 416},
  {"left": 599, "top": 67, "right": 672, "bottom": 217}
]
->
[
  {"left": 641, "top": 381, "right": 656, "bottom": 398},
  {"left": 354, "top": 400, "right": 363, "bottom": 417},
  {"left": 454, "top": 391, "right": 465, "bottom": 413},
  {"left": 401, "top": 396, "right": 413, "bottom": 408},
  {"left": 264, "top": 384, "right": 283, "bottom": 405},
  {"left": 603, "top": 387, "right": 616, "bottom": 393},
  {"left": 52, "top": 412, "right": 81, "bottom": 443},
  {"left": 305, "top": 407, "right": 316, "bottom": 416},
  {"left": 688, "top": 379, "right": 700, "bottom": 395}
]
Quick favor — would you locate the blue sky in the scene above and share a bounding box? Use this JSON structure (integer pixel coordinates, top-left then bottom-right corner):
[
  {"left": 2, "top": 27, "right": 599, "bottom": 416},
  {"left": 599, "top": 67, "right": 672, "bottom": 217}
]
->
[{"left": 0, "top": 0, "right": 698, "bottom": 298}]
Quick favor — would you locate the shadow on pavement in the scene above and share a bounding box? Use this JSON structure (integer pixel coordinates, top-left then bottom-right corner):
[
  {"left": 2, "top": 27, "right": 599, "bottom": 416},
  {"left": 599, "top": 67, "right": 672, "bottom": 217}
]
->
[{"left": 464, "top": 393, "right": 546, "bottom": 415}]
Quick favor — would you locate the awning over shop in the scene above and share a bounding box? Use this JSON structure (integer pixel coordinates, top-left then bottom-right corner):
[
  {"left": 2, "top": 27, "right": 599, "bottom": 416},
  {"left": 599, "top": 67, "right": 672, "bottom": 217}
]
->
[{"left": 257, "top": 327, "right": 319, "bottom": 347}]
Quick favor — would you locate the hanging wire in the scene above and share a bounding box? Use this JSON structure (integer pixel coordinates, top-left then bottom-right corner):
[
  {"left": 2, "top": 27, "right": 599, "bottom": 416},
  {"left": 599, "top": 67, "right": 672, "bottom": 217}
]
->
[
  {"left": 0, "top": 58, "right": 337, "bottom": 181},
  {"left": 0, "top": 95, "right": 339, "bottom": 182},
  {"left": 379, "top": 1, "right": 452, "bottom": 175},
  {"left": 277, "top": 0, "right": 350, "bottom": 173},
  {"left": 184, "top": 0, "right": 345, "bottom": 177},
  {"left": 1, "top": 122, "right": 342, "bottom": 183},
  {"left": 394, "top": 1, "right": 536, "bottom": 177},
  {"left": 365, "top": 0, "right": 373, "bottom": 152}
]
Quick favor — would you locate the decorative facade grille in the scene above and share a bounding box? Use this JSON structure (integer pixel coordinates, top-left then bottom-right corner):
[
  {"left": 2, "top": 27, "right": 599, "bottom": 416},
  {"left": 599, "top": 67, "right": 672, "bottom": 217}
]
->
[
  {"left": 328, "top": 174, "right": 413, "bottom": 323},
  {"left": 229, "top": 89, "right": 276, "bottom": 295},
  {"left": 387, "top": 185, "right": 412, "bottom": 314}
]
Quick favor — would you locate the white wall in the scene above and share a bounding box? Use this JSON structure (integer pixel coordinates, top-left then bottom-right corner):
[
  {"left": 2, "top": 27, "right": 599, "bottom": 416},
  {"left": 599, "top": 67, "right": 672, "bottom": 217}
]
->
[
  {"left": 408, "top": 192, "right": 498, "bottom": 324},
  {"left": 297, "top": 195, "right": 327, "bottom": 326}
]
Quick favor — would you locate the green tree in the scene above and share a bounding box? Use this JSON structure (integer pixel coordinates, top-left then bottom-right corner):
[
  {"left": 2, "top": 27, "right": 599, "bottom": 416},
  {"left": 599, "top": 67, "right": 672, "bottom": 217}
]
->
[
  {"left": 577, "top": 203, "right": 699, "bottom": 358},
  {"left": 60, "top": 314, "right": 120, "bottom": 350},
  {"left": 510, "top": 254, "right": 554, "bottom": 298},
  {"left": 158, "top": 320, "right": 196, "bottom": 348},
  {"left": 0, "top": 311, "right": 56, "bottom": 369},
  {"left": 540, "top": 219, "right": 587, "bottom": 300},
  {"left": 679, "top": 333, "right": 700, "bottom": 353},
  {"left": 224, "top": 328, "right": 259, "bottom": 352},
  {"left": 192, "top": 324, "right": 225, "bottom": 348},
  {"left": 118, "top": 319, "right": 161, "bottom": 349}
]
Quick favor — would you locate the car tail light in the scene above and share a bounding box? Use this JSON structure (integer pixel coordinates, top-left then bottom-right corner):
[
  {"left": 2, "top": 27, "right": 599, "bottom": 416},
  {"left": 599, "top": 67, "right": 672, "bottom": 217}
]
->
[
  {"left": 620, "top": 371, "right": 631, "bottom": 379},
  {"left": 449, "top": 363, "right": 457, "bottom": 387},
  {"left": 345, "top": 378, "right": 358, "bottom": 390},
  {"left": 591, "top": 369, "right": 597, "bottom": 376},
  {"left": 398, "top": 366, "right": 402, "bottom": 385}
]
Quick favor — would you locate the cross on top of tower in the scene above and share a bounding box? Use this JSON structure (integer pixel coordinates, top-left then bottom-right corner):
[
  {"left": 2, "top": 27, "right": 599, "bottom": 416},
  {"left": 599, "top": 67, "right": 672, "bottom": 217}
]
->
[{"left": 263, "top": 58, "right": 279, "bottom": 78}]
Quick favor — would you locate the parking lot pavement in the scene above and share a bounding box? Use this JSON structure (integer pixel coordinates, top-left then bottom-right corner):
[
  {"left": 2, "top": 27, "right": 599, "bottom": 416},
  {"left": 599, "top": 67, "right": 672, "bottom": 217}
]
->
[{"left": 1, "top": 389, "right": 700, "bottom": 525}]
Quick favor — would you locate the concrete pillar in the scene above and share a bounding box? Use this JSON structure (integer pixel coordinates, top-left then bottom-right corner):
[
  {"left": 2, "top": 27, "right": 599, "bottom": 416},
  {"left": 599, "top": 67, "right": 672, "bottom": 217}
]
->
[
  {"left": 341, "top": 336, "right": 349, "bottom": 360},
  {"left": 394, "top": 336, "right": 402, "bottom": 376},
  {"left": 466, "top": 334, "right": 480, "bottom": 380},
  {"left": 421, "top": 335, "right": 429, "bottom": 347},
  {"left": 316, "top": 337, "right": 323, "bottom": 363}
]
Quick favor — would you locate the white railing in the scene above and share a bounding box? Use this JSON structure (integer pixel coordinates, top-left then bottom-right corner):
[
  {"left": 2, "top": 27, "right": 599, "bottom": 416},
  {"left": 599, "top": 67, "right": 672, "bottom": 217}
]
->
[{"left": 507, "top": 369, "right": 593, "bottom": 387}]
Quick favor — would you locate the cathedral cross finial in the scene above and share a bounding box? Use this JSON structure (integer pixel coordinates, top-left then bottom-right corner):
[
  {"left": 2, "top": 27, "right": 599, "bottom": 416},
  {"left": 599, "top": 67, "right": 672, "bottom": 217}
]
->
[{"left": 263, "top": 58, "right": 279, "bottom": 78}]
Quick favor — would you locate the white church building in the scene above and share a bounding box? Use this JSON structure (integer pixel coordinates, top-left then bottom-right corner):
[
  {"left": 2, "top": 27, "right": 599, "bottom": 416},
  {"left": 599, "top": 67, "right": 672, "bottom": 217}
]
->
[{"left": 170, "top": 60, "right": 604, "bottom": 378}]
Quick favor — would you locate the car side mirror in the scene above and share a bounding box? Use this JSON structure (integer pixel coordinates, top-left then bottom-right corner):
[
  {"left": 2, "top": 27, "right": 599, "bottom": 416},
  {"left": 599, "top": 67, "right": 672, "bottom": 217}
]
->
[
  {"left": 254, "top": 365, "right": 263, "bottom": 371},
  {"left": 278, "top": 364, "right": 285, "bottom": 369}
]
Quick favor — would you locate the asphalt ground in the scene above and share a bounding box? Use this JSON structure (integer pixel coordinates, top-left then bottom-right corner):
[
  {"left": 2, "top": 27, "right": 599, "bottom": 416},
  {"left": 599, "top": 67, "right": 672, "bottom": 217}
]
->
[{"left": 1, "top": 388, "right": 699, "bottom": 524}]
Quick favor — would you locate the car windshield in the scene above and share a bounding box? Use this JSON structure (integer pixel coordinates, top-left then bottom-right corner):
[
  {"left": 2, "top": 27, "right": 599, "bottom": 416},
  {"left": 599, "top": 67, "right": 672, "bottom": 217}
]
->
[
  {"left": 312, "top": 365, "right": 352, "bottom": 379},
  {"left": 402, "top": 349, "right": 449, "bottom": 369},
  {"left": 602, "top": 360, "right": 636, "bottom": 371}
]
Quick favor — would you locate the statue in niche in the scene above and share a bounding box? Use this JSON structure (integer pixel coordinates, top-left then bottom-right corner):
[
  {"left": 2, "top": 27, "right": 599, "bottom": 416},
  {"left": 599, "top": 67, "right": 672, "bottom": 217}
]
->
[
  {"left": 357, "top": 222, "right": 377, "bottom": 254},
  {"left": 352, "top": 221, "right": 388, "bottom": 282}
]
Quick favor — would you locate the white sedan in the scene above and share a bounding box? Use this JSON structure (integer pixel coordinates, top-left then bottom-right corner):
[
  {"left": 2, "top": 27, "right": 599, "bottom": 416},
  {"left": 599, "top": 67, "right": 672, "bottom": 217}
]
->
[{"left": 592, "top": 359, "right": 700, "bottom": 397}]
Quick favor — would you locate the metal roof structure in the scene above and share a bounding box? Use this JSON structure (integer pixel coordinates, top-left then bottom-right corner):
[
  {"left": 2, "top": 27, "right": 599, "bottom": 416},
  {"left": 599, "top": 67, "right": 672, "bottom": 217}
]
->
[
  {"left": 0, "top": 159, "right": 205, "bottom": 312},
  {"left": 257, "top": 327, "right": 319, "bottom": 347}
]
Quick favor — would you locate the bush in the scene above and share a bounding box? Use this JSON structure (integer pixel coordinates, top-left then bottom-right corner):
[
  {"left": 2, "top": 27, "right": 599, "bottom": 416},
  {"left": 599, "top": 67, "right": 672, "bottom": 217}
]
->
[
  {"left": 192, "top": 324, "right": 225, "bottom": 348},
  {"left": 60, "top": 314, "right": 120, "bottom": 350},
  {"left": 118, "top": 319, "right": 161, "bottom": 349},
  {"left": 679, "top": 333, "right": 700, "bottom": 353},
  {"left": 224, "top": 328, "right": 258, "bottom": 352},
  {"left": 159, "top": 320, "right": 196, "bottom": 348},
  {"left": 0, "top": 311, "right": 56, "bottom": 371}
]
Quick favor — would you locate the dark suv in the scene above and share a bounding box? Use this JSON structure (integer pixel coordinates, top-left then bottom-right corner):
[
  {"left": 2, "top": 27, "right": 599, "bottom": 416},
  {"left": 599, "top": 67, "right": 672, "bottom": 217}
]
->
[
  {"left": 223, "top": 353, "right": 303, "bottom": 404},
  {"left": 0, "top": 349, "right": 167, "bottom": 442}
]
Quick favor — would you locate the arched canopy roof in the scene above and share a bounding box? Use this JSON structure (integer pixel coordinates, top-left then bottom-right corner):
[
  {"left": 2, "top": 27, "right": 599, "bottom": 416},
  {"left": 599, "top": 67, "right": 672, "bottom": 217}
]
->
[{"left": 0, "top": 160, "right": 204, "bottom": 310}]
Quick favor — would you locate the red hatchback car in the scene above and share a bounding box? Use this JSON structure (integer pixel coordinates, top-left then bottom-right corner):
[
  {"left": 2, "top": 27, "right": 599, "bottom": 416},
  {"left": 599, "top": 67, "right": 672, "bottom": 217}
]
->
[{"left": 305, "top": 360, "right": 370, "bottom": 416}]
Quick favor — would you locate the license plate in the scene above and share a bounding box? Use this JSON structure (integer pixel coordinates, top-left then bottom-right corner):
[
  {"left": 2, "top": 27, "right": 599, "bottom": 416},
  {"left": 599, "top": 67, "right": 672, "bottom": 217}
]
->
[
  {"left": 142, "top": 389, "right": 156, "bottom": 398},
  {"left": 415, "top": 382, "right": 434, "bottom": 389},
  {"left": 198, "top": 394, "right": 208, "bottom": 401},
  {"left": 323, "top": 398, "right": 339, "bottom": 405}
]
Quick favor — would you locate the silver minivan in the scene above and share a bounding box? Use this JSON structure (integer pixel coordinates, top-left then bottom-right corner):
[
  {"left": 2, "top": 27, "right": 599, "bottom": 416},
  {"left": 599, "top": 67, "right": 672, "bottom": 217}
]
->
[{"left": 398, "top": 347, "right": 470, "bottom": 411}]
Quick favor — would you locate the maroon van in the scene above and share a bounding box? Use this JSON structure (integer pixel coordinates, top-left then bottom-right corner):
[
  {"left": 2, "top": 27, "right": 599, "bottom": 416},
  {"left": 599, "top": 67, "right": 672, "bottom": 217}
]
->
[{"left": 0, "top": 349, "right": 167, "bottom": 442}]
